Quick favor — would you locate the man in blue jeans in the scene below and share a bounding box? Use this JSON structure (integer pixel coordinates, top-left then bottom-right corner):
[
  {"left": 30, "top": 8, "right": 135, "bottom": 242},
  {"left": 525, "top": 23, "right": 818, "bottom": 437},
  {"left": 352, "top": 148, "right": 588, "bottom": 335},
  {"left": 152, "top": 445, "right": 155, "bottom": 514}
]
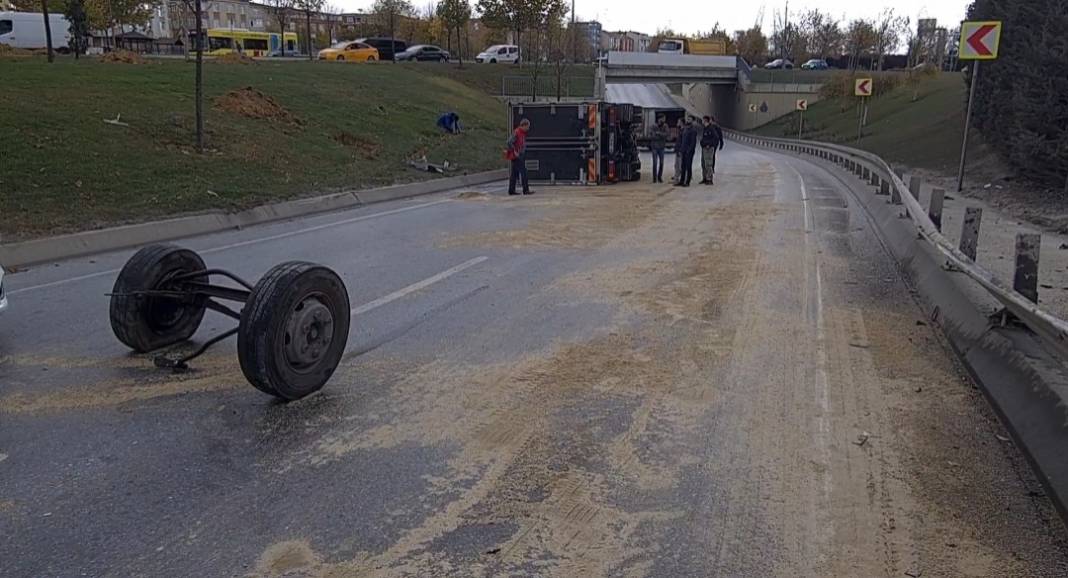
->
[
  {"left": 506, "top": 118, "right": 532, "bottom": 195},
  {"left": 649, "top": 116, "right": 669, "bottom": 183}
]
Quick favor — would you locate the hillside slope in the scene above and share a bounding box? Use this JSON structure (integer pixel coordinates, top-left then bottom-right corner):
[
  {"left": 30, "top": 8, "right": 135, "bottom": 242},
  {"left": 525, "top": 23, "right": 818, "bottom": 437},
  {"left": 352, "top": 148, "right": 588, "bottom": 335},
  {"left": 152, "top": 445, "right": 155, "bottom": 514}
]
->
[
  {"left": 0, "top": 58, "right": 511, "bottom": 240},
  {"left": 751, "top": 73, "right": 988, "bottom": 172}
]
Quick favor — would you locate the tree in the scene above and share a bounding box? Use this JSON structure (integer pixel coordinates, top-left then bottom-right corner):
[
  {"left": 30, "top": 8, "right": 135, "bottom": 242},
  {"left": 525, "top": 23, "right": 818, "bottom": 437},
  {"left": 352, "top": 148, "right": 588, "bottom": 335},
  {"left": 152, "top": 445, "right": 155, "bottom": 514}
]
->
[
  {"left": 871, "top": 8, "right": 908, "bottom": 70},
  {"left": 438, "top": 0, "right": 471, "bottom": 64},
  {"left": 296, "top": 0, "right": 324, "bottom": 60},
  {"left": 476, "top": 0, "right": 562, "bottom": 57},
  {"left": 84, "top": 0, "right": 158, "bottom": 50},
  {"left": 41, "top": 0, "right": 55, "bottom": 62},
  {"left": 372, "top": 0, "right": 414, "bottom": 60},
  {"left": 695, "top": 23, "right": 736, "bottom": 54},
  {"left": 799, "top": 8, "right": 841, "bottom": 60},
  {"left": 967, "top": 0, "right": 1068, "bottom": 190},
  {"left": 321, "top": 4, "right": 342, "bottom": 46},
  {"left": 844, "top": 18, "right": 876, "bottom": 70},
  {"left": 63, "top": 0, "right": 90, "bottom": 58},
  {"left": 264, "top": 0, "right": 297, "bottom": 56},
  {"left": 770, "top": 8, "right": 803, "bottom": 61},
  {"left": 733, "top": 26, "right": 768, "bottom": 65}
]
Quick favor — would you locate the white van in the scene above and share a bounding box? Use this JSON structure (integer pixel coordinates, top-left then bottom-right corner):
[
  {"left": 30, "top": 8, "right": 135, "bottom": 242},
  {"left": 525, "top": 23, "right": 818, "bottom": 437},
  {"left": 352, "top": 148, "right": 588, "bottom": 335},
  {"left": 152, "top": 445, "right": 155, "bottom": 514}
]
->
[
  {"left": 657, "top": 38, "right": 685, "bottom": 54},
  {"left": 476, "top": 44, "right": 519, "bottom": 64},
  {"left": 0, "top": 12, "right": 71, "bottom": 51}
]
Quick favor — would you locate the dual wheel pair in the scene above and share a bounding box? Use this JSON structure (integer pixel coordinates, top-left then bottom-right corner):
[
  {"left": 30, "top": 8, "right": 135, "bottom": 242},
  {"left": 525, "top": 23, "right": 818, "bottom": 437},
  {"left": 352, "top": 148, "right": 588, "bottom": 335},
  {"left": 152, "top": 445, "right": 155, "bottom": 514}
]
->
[{"left": 109, "top": 245, "right": 350, "bottom": 401}]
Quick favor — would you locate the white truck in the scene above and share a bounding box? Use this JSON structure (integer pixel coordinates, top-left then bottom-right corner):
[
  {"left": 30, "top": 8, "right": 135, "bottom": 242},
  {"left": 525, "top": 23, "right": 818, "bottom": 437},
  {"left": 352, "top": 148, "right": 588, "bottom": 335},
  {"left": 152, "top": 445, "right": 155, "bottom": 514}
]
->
[{"left": 0, "top": 12, "right": 71, "bottom": 51}]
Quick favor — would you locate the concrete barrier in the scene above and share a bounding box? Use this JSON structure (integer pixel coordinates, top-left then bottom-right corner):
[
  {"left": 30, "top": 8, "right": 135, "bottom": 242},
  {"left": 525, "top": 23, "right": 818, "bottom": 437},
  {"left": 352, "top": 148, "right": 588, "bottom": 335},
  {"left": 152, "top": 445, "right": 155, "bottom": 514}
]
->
[{"left": 0, "top": 169, "right": 509, "bottom": 268}]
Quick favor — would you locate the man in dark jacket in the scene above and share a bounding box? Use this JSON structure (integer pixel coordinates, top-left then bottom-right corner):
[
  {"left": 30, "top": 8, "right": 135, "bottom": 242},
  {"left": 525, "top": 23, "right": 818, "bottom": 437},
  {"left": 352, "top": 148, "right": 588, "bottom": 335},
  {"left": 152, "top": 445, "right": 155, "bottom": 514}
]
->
[
  {"left": 506, "top": 118, "right": 532, "bottom": 195},
  {"left": 699, "top": 115, "right": 725, "bottom": 185},
  {"left": 649, "top": 116, "right": 669, "bottom": 183},
  {"left": 678, "top": 116, "right": 700, "bottom": 187}
]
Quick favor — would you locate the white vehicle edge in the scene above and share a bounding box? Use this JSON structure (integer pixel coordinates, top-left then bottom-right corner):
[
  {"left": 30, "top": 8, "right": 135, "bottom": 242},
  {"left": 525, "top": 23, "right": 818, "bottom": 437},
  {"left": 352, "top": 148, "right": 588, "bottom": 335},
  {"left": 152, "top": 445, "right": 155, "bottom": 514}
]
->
[
  {"left": 0, "top": 267, "right": 8, "bottom": 315},
  {"left": 0, "top": 11, "right": 72, "bottom": 51}
]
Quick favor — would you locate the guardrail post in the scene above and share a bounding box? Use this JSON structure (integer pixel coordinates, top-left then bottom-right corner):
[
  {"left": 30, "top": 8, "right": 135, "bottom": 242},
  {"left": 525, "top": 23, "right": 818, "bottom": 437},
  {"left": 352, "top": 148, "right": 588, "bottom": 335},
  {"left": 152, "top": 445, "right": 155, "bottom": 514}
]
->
[
  {"left": 879, "top": 177, "right": 891, "bottom": 196},
  {"left": 855, "top": 163, "right": 864, "bottom": 177},
  {"left": 908, "top": 175, "right": 923, "bottom": 199},
  {"left": 890, "top": 182, "right": 902, "bottom": 204},
  {"left": 862, "top": 166, "right": 871, "bottom": 181},
  {"left": 869, "top": 171, "right": 880, "bottom": 187},
  {"left": 1014, "top": 233, "right": 1041, "bottom": 303},
  {"left": 929, "top": 187, "right": 945, "bottom": 230},
  {"left": 894, "top": 168, "right": 905, "bottom": 182},
  {"left": 960, "top": 207, "right": 982, "bottom": 260}
]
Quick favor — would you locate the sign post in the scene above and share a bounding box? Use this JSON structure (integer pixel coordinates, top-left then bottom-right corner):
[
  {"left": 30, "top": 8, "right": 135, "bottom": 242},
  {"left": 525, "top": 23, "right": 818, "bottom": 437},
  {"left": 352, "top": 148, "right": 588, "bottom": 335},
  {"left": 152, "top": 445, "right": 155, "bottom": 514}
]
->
[
  {"left": 854, "top": 78, "right": 872, "bottom": 144},
  {"left": 795, "top": 99, "right": 808, "bottom": 141},
  {"left": 957, "top": 21, "right": 1002, "bottom": 192}
]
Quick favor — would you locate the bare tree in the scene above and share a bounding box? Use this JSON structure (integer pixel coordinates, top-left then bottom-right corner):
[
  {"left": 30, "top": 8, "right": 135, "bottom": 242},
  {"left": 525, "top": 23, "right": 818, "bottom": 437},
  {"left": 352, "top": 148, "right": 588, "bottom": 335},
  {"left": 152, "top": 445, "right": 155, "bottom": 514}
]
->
[
  {"left": 372, "top": 0, "right": 413, "bottom": 60},
  {"left": 297, "top": 0, "right": 324, "bottom": 59},
  {"left": 872, "top": 8, "right": 908, "bottom": 70},
  {"left": 733, "top": 26, "right": 768, "bottom": 65},
  {"left": 322, "top": 3, "right": 342, "bottom": 45},
  {"left": 800, "top": 8, "right": 841, "bottom": 60},
  {"left": 265, "top": 0, "right": 297, "bottom": 56}
]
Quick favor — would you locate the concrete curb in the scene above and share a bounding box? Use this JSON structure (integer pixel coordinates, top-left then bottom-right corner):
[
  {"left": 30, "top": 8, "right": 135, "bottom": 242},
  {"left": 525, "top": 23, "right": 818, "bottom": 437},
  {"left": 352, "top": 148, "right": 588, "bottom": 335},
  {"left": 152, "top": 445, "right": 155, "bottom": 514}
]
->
[
  {"left": 0, "top": 169, "right": 508, "bottom": 268},
  {"left": 807, "top": 149, "right": 1068, "bottom": 522}
]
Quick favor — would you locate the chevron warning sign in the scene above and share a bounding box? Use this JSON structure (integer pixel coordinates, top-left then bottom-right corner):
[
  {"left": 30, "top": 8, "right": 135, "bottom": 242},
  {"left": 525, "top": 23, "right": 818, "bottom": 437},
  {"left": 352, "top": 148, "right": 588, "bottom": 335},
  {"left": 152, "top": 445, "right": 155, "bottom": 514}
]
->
[
  {"left": 854, "top": 78, "right": 872, "bottom": 97},
  {"left": 959, "top": 21, "right": 1002, "bottom": 60}
]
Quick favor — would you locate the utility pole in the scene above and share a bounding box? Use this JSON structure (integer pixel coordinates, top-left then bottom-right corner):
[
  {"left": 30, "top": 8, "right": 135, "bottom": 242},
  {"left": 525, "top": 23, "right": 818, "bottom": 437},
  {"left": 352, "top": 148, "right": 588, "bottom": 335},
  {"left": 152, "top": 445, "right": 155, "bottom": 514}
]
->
[{"left": 570, "top": 0, "right": 576, "bottom": 62}]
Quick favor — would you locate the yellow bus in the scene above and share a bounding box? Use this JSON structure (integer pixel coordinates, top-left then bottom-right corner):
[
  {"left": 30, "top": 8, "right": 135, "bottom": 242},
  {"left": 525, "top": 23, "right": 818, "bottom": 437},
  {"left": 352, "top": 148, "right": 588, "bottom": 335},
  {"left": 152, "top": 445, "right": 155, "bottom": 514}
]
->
[{"left": 198, "top": 29, "right": 299, "bottom": 57}]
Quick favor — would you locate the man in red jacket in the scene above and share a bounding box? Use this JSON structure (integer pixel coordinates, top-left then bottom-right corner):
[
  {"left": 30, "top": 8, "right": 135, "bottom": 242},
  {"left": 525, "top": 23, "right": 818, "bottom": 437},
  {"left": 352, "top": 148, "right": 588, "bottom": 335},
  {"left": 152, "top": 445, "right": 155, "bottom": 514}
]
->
[{"left": 506, "top": 118, "right": 532, "bottom": 196}]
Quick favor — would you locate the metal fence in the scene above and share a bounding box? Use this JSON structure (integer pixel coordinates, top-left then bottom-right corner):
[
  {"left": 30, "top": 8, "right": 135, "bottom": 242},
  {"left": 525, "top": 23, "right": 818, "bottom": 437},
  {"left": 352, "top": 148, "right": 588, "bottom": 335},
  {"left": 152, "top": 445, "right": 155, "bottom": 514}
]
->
[{"left": 501, "top": 75, "right": 597, "bottom": 100}]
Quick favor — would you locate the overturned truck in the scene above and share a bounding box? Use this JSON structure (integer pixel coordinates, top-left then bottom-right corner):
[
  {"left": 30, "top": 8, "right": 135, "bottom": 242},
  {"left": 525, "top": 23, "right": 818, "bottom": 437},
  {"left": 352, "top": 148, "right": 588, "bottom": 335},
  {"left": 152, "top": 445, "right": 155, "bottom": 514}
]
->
[{"left": 509, "top": 101, "right": 641, "bottom": 185}]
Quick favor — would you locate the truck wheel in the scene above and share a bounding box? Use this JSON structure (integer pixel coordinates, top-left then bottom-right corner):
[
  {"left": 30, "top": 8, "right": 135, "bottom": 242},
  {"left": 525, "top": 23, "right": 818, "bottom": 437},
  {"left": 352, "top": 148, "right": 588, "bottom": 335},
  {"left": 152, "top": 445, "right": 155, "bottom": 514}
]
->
[
  {"left": 238, "top": 262, "right": 350, "bottom": 400},
  {"left": 110, "top": 244, "right": 208, "bottom": 353}
]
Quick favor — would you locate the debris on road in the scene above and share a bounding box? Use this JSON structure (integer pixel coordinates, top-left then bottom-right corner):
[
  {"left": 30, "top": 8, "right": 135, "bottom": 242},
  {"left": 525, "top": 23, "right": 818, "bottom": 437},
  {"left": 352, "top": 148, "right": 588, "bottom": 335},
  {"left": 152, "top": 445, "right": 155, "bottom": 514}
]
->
[
  {"left": 103, "top": 114, "right": 130, "bottom": 128},
  {"left": 995, "top": 434, "right": 1011, "bottom": 442},
  {"left": 408, "top": 155, "right": 453, "bottom": 174},
  {"left": 853, "top": 431, "right": 872, "bottom": 447}
]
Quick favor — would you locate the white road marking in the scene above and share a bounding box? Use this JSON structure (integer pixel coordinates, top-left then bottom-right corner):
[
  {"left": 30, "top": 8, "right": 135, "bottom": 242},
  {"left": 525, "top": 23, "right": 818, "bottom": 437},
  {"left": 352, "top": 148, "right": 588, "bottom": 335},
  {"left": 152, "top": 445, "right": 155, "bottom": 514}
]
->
[
  {"left": 8, "top": 200, "right": 451, "bottom": 296},
  {"left": 350, "top": 256, "right": 488, "bottom": 316}
]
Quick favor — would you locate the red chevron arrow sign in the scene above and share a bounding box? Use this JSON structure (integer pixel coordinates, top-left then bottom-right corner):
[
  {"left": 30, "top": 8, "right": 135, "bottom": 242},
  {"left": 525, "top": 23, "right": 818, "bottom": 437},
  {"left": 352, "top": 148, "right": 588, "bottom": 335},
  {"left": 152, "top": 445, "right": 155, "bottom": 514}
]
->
[
  {"left": 960, "top": 21, "right": 1002, "bottom": 60},
  {"left": 854, "top": 78, "right": 872, "bottom": 97}
]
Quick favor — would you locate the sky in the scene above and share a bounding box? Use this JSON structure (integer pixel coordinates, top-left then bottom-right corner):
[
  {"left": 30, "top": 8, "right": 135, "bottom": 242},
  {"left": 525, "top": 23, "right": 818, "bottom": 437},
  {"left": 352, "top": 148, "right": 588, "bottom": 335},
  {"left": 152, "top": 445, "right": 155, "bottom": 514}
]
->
[{"left": 336, "top": 0, "right": 971, "bottom": 38}]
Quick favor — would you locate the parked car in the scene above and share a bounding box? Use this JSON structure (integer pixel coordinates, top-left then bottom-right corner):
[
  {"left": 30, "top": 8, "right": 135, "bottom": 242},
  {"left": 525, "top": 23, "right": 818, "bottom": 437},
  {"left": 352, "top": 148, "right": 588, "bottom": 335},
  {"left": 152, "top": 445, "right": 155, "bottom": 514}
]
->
[
  {"left": 801, "top": 58, "right": 829, "bottom": 70},
  {"left": 0, "top": 267, "right": 7, "bottom": 316},
  {"left": 267, "top": 49, "right": 308, "bottom": 58},
  {"left": 394, "top": 44, "right": 450, "bottom": 62},
  {"left": 764, "top": 58, "right": 794, "bottom": 69},
  {"left": 354, "top": 37, "right": 407, "bottom": 61},
  {"left": 476, "top": 44, "right": 520, "bottom": 64},
  {"left": 0, "top": 11, "right": 71, "bottom": 51},
  {"left": 318, "top": 41, "right": 379, "bottom": 62}
]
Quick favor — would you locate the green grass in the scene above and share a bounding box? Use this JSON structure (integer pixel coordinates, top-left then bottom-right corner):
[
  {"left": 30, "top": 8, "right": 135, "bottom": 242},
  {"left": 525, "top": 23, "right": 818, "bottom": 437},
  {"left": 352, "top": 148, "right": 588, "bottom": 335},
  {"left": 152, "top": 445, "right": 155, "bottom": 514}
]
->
[
  {"left": 0, "top": 57, "right": 520, "bottom": 240},
  {"left": 751, "top": 72, "right": 972, "bottom": 171}
]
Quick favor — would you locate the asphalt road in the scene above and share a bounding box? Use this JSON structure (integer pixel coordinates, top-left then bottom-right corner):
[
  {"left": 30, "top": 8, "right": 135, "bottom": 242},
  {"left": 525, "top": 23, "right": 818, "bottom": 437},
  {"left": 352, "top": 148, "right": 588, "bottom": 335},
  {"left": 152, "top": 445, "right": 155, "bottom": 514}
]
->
[{"left": 3, "top": 147, "right": 1068, "bottom": 577}]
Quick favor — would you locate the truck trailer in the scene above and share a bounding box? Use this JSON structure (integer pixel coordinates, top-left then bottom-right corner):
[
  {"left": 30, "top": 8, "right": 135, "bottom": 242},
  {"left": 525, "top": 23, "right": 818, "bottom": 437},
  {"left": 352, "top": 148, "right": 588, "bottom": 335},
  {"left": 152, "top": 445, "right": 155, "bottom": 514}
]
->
[{"left": 509, "top": 101, "right": 641, "bottom": 186}]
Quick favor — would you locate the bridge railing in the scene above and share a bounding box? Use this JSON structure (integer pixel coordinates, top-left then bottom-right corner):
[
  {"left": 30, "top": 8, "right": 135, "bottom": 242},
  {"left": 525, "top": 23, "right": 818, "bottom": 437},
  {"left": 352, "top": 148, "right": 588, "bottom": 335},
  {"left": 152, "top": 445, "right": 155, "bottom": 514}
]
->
[{"left": 501, "top": 75, "right": 597, "bottom": 100}]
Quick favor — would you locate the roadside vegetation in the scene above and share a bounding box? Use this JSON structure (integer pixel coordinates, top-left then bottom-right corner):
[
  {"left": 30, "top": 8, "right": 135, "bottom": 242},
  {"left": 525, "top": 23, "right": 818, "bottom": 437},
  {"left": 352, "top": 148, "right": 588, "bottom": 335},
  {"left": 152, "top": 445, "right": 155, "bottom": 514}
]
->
[
  {"left": 752, "top": 72, "right": 978, "bottom": 172},
  {"left": 0, "top": 58, "right": 525, "bottom": 240}
]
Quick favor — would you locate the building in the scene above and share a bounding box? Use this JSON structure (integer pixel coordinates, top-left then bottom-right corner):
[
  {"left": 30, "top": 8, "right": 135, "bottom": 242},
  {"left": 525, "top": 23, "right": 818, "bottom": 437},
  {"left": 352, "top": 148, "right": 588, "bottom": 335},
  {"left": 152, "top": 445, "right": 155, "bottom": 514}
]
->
[
  {"left": 570, "top": 20, "right": 601, "bottom": 60},
  {"left": 601, "top": 30, "right": 651, "bottom": 53}
]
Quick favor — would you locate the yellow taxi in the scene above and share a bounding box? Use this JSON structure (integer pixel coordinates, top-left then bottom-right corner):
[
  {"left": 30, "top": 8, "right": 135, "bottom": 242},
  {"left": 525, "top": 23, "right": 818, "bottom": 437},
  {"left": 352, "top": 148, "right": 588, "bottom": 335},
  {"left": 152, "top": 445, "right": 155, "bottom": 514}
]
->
[{"left": 318, "top": 41, "right": 380, "bottom": 62}]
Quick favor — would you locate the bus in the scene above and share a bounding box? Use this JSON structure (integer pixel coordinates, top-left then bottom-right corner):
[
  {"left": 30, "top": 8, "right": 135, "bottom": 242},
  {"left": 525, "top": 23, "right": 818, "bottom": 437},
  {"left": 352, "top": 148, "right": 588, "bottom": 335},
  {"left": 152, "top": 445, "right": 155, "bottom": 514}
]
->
[{"left": 193, "top": 28, "right": 298, "bottom": 57}]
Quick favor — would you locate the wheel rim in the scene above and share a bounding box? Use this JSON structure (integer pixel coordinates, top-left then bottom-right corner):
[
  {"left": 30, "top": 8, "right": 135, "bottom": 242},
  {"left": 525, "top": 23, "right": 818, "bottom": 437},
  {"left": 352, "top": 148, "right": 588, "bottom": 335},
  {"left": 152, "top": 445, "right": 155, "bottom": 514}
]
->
[
  {"left": 147, "top": 269, "right": 196, "bottom": 333},
  {"left": 283, "top": 295, "right": 335, "bottom": 372}
]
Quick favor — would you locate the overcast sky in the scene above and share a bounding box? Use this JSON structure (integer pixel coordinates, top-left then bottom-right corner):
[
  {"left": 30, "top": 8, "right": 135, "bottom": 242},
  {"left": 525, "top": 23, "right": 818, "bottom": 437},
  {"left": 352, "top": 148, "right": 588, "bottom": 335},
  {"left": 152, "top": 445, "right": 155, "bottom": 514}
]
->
[{"left": 336, "top": 0, "right": 971, "bottom": 38}]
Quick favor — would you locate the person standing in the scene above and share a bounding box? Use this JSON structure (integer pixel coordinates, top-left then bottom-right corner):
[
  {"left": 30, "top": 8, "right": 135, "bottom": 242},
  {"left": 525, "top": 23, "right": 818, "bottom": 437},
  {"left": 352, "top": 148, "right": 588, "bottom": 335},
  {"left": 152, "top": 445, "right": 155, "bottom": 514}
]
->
[
  {"left": 673, "top": 118, "right": 685, "bottom": 184},
  {"left": 650, "top": 116, "right": 669, "bottom": 183},
  {"left": 506, "top": 118, "right": 532, "bottom": 196},
  {"left": 678, "top": 117, "right": 699, "bottom": 187},
  {"left": 699, "top": 115, "right": 725, "bottom": 185}
]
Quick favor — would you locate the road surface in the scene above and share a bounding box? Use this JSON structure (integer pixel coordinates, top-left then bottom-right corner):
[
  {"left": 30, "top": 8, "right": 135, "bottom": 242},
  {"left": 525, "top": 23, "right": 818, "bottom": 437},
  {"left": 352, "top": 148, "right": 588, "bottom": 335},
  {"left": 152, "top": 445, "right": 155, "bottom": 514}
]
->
[{"left": 2, "top": 147, "right": 1068, "bottom": 577}]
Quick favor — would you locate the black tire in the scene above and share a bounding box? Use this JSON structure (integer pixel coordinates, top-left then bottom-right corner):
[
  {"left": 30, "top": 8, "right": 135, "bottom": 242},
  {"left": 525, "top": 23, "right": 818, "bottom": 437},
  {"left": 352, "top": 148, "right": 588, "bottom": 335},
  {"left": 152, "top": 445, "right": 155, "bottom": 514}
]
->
[
  {"left": 237, "top": 262, "right": 350, "bottom": 400},
  {"left": 110, "top": 244, "right": 208, "bottom": 353},
  {"left": 368, "top": 55, "right": 376, "bottom": 61},
  {"left": 489, "top": 58, "right": 496, "bottom": 64},
  {"left": 337, "top": 55, "right": 345, "bottom": 61}
]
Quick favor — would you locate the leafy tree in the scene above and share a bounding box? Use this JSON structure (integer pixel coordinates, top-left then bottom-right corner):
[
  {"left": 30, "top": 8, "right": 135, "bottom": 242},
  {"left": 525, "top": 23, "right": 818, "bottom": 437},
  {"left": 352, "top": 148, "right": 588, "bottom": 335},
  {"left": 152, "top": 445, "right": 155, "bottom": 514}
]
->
[
  {"left": 296, "top": 0, "right": 324, "bottom": 59},
  {"left": 63, "top": 0, "right": 90, "bottom": 58},
  {"left": 264, "top": 0, "right": 297, "bottom": 56},
  {"left": 476, "top": 0, "right": 563, "bottom": 59},
  {"left": 372, "top": 0, "right": 414, "bottom": 60},
  {"left": 438, "top": 0, "right": 471, "bottom": 63},
  {"left": 733, "top": 26, "right": 768, "bottom": 65},
  {"left": 844, "top": 18, "right": 876, "bottom": 70},
  {"left": 967, "top": 0, "right": 1068, "bottom": 190},
  {"left": 695, "top": 23, "right": 736, "bottom": 54}
]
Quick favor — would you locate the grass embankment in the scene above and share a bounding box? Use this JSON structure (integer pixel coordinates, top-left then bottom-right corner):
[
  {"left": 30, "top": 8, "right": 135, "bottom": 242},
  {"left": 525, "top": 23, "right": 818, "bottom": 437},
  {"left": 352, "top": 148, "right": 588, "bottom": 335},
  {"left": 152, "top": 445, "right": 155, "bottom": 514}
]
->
[
  {"left": 0, "top": 58, "right": 528, "bottom": 240},
  {"left": 752, "top": 72, "right": 983, "bottom": 172}
]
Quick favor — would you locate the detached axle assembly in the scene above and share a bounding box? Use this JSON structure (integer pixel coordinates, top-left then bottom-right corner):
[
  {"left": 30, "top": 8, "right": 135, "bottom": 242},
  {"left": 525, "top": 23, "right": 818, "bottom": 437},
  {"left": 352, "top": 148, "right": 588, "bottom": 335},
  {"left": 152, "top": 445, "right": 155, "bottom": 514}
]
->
[{"left": 109, "top": 244, "right": 350, "bottom": 400}]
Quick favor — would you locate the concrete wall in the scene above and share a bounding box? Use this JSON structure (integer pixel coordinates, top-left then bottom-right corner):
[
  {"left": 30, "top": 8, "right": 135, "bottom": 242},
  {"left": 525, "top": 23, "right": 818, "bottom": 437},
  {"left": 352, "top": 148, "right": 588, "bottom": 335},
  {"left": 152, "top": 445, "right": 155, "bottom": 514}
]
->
[{"left": 680, "top": 81, "right": 824, "bottom": 130}]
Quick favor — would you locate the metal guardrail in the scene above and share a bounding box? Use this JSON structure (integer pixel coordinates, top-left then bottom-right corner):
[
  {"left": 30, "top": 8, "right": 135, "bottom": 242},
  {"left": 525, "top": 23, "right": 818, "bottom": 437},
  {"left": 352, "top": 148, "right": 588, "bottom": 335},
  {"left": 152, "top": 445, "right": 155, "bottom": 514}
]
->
[
  {"left": 501, "top": 75, "right": 596, "bottom": 99},
  {"left": 728, "top": 129, "right": 1068, "bottom": 361}
]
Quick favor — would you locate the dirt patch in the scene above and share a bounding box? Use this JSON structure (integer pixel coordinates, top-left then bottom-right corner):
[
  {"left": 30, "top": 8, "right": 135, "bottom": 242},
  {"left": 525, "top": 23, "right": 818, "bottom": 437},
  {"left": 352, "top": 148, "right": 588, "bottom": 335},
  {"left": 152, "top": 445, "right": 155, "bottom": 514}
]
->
[
  {"left": 250, "top": 540, "right": 321, "bottom": 577},
  {"left": 100, "top": 50, "right": 146, "bottom": 64},
  {"left": 0, "top": 44, "right": 39, "bottom": 59},
  {"left": 333, "top": 131, "right": 380, "bottom": 159},
  {"left": 455, "top": 191, "right": 490, "bottom": 200},
  {"left": 215, "top": 52, "right": 257, "bottom": 65},
  {"left": 213, "top": 87, "right": 302, "bottom": 125}
]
